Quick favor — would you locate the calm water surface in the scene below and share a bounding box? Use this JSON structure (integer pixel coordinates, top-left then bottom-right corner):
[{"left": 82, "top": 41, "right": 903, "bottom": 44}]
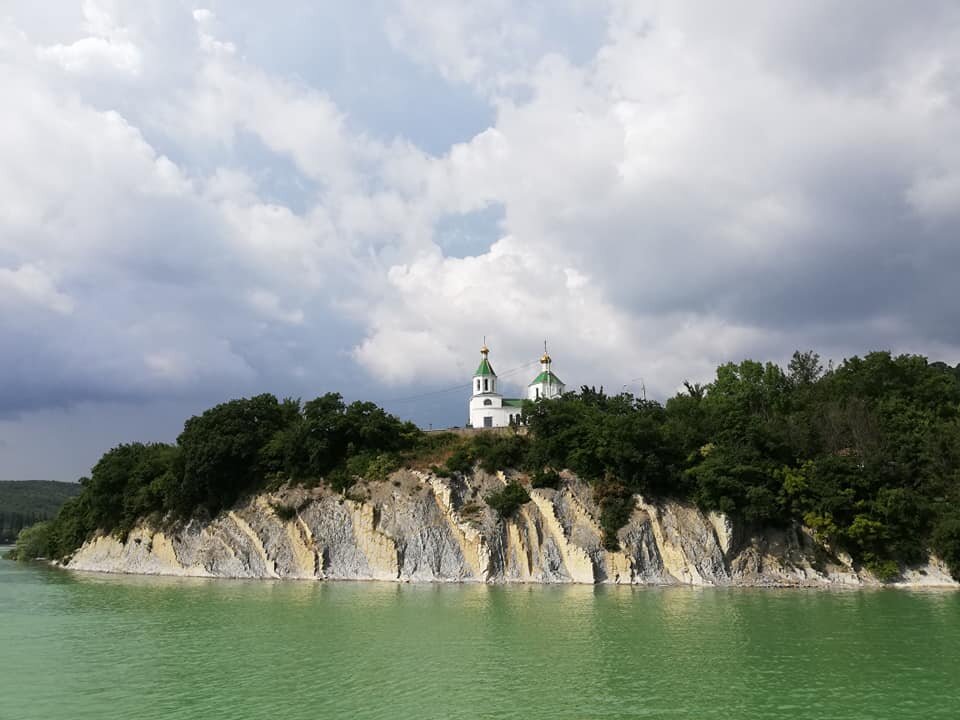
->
[{"left": 1, "top": 550, "right": 958, "bottom": 719}]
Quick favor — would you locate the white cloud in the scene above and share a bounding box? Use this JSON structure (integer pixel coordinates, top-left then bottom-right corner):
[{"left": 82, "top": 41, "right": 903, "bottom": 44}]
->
[
  {"left": 192, "top": 9, "right": 214, "bottom": 24},
  {"left": 351, "top": 0, "right": 960, "bottom": 394},
  {"left": 353, "top": 235, "right": 640, "bottom": 388},
  {"left": 35, "top": 0, "right": 141, "bottom": 75},
  {"left": 0, "top": 264, "right": 74, "bottom": 315},
  {"left": 248, "top": 289, "right": 305, "bottom": 326}
]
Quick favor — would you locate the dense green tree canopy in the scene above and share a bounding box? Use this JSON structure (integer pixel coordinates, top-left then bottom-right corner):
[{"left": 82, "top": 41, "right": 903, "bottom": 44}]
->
[
  {"left": 25, "top": 393, "right": 420, "bottom": 560},
  {"left": 518, "top": 351, "right": 960, "bottom": 576}
]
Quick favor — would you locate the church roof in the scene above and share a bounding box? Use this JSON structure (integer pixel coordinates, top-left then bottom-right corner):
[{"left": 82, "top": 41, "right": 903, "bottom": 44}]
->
[
  {"left": 475, "top": 356, "right": 497, "bottom": 377},
  {"left": 529, "top": 370, "right": 564, "bottom": 387},
  {"left": 502, "top": 398, "right": 524, "bottom": 407}
]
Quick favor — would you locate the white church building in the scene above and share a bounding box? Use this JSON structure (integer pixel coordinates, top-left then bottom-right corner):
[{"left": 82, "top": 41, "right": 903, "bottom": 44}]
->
[{"left": 468, "top": 344, "right": 566, "bottom": 428}]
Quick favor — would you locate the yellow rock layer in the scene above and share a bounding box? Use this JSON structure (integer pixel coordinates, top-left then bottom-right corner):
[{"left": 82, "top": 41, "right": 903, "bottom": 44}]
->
[
  {"left": 505, "top": 513, "right": 534, "bottom": 581},
  {"left": 528, "top": 491, "right": 595, "bottom": 584},
  {"left": 347, "top": 501, "right": 399, "bottom": 580},
  {"left": 284, "top": 518, "right": 319, "bottom": 578},
  {"left": 228, "top": 511, "right": 279, "bottom": 578},
  {"left": 149, "top": 531, "right": 185, "bottom": 571},
  {"left": 636, "top": 500, "right": 703, "bottom": 584},
  {"left": 424, "top": 473, "right": 488, "bottom": 579}
]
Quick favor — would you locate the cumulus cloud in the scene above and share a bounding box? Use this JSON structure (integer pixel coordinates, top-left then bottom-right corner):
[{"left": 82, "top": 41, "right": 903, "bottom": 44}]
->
[
  {"left": 2, "top": 0, "right": 960, "bottom": 477},
  {"left": 35, "top": 0, "right": 141, "bottom": 75},
  {"left": 358, "top": 0, "right": 960, "bottom": 395}
]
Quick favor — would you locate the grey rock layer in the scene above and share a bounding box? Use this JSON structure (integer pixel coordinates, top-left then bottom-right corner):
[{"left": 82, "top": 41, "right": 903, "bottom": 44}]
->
[{"left": 68, "top": 470, "right": 958, "bottom": 587}]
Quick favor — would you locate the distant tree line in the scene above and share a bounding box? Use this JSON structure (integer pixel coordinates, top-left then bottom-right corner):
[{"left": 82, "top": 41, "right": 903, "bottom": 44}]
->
[
  {"left": 0, "top": 481, "right": 81, "bottom": 543},
  {"left": 14, "top": 352, "right": 960, "bottom": 581},
  {"left": 1, "top": 511, "right": 52, "bottom": 544}
]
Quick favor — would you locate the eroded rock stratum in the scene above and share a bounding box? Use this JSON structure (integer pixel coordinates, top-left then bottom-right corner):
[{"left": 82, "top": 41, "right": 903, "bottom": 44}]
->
[{"left": 68, "top": 470, "right": 957, "bottom": 587}]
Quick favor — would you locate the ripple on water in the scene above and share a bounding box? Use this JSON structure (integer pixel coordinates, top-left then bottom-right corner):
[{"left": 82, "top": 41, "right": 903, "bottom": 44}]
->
[{"left": 2, "top": 561, "right": 959, "bottom": 719}]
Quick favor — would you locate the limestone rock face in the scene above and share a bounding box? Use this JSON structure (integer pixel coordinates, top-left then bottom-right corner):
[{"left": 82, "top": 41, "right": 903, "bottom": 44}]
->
[{"left": 67, "top": 470, "right": 958, "bottom": 587}]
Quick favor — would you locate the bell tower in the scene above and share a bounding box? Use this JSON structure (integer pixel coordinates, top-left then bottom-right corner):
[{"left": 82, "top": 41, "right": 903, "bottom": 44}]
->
[
  {"left": 469, "top": 341, "right": 517, "bottom": 428},
  {"left": 473, "top": 341, "right": 497, "bottom": 395}
]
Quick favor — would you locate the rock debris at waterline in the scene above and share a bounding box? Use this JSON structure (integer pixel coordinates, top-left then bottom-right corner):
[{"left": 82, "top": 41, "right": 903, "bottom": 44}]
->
[{"left": 67, "top": 470, "right": 957, "bottom": 587}]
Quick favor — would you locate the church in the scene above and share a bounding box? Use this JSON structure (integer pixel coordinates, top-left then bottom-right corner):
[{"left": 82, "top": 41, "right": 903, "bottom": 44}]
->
[{"left": 468, "top": 344, "right": 566, "bottom": 428}]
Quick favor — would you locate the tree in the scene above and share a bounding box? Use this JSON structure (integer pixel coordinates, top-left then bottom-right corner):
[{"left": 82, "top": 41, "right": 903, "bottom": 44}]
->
[
  {"left": 11, "top": 521, "right": 53, "bottom": 561},
  {"left": 788, "top": 350, "right": 823, "bottom": 387},
  {"left": 177, "top": 394, "right": 290, "bottom": 515}
]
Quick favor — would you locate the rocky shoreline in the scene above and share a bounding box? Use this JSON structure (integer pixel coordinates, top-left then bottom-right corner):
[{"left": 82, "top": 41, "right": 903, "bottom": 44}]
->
[{"left": 67, "top": 469, "right": 958, "bottom": 587}]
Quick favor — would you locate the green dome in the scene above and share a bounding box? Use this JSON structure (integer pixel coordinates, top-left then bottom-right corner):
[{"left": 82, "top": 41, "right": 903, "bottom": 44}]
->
[
  {"left": 475, "top": 356, "right": 497, "bottom": 377},
  {"left": 529, "top": 370, "right": 563, "bottom": 386}
]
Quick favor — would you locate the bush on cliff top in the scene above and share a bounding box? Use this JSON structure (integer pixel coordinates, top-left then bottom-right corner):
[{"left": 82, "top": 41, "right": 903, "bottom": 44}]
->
[{"left": 485, "top": 481, "right": 531, "bottom": 519}]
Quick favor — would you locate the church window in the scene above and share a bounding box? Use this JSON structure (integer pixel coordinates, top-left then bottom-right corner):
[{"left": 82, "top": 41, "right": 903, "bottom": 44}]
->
[
  {"left": 535, "top": 387, "right": 540, "bottom": 399},
  {"left": 483, "top": 399, "right": 492, "bottom": 406},
  {"left": 476, "top": 379, "right": 480, "bottom": 392},
  {"left": 483, "top": 379, "right": 489, "bottom": 392}
]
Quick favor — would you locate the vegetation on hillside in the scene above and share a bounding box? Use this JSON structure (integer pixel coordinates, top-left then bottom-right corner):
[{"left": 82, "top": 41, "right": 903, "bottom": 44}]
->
[
  {"left": 522, "top": 351, "right": 960, "bottom": 579},
  {"left": 13, "top": 394, "right": 420, "bottom": 561},
  {"left": 13, "top": 351, "right": 960, "bottom": 581},
  {"left": 485, "top": 481, "right": 531, "bottom": 519},
  {"left": 0, "top": 480, "right": 81, "bottom": 543}
]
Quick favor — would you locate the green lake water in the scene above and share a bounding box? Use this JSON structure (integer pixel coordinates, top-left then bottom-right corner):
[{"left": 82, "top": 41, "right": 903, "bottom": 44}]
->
[{"left": 2, "top": 551, "right": 959, "bottom": 719}]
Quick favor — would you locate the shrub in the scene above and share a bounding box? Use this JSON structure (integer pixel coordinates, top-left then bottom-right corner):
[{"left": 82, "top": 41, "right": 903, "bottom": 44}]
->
[
  {"left": 403, "top": 432, "right": 465, "bottom": 470},
  {"left": 866, "top": 559, "right": 901, "bottom": 583},
  {"left": 472, "top": 434, "right": 528, "bottom": 474},
  {"left": 11, "top": 520, "right": 54, "bottom": 561},
  {"left": 531, "top": 468, "right": 561, "bottom": 490},
  {"left": 345, "top": 489, "right": 367, "bottom": 504},
  {"left": 326, "top": 468, "right": 354, "bottom": 494},
  {"left": 594, "top": 480, "right": 635, "bottom": 551},
  {"left": 345, "top": 451, "right": 399, "bottom": 482},
  {"left": 485, "top": 481, "right": 531, "bottom": 519},
  {"left": 366, "top": 453, "right": 401, "bottom": 481},
  {"left": 444, "top": 446, "right": 475, "bottom": 476},
  {"left": 270, "top": 503, "right": 298, "bottom": 521},
  {"left": 932, "top": 515, "right": 960, "bottom": 581},
  {"left": 459, "top": 502, "right": 482, "bottom": 517}
]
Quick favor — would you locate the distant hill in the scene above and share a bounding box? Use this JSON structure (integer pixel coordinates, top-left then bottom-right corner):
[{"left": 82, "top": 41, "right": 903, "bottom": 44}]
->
[{"left": 0, "top": 481, "right": 81, "bottom": 543}]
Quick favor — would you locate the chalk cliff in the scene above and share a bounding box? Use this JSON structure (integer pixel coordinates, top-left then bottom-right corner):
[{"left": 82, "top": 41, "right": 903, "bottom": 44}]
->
[{"left": 67, "top": 470, "right": 957, "bottom": 587}]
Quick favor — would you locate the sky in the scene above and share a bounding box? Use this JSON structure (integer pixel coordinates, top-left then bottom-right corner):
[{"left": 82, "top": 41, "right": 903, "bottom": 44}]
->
[{"left": 2, "top": 1, "right": 960, "bottom": 481}]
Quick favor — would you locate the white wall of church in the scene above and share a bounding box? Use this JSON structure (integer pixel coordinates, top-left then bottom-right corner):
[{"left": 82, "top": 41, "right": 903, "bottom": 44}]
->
[
  {"left": 527, "top": 382, "right": 564, "bottom": 401},
  {"left": 468, "top": 397, "right": 520, "bottom": 428}
]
